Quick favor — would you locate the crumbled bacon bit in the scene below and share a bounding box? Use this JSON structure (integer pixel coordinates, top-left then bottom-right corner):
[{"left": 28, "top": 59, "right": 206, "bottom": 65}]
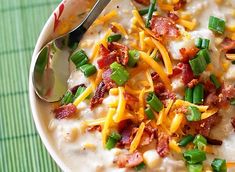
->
[
  {"left": 115, "top": 151, "right": 144, "bottom": 168},
  {"left": 206, "top": 137, "right": 223, "bottom": 146},
  {"left": 140, "top": 124, "right": 156, "bottom": 146},
  {"left": 90, "top": 81, "right": 108, "bottom": 109},
  {"left": 179, "top": 47, "right": 199, "bottom": 63},
  {"left": 108, "top": 42, "right": 129, "bottom": 65},
  {"left": 175, "top": 106, "right": 188, "bottom": 114},
  {"left": 189, "top": 114, "right": 221, "bottom": 137},
  {"left": 231, "top": 117, "right": 235, "bottom": 132},
  {"left": 171, "top": 63, "right": 194, "bottom": 84},
  {"left": 174, "top": 0, "right": 187, "bottom": 11},
  {"left": 124, "top": 92, "right": 139, "bottom": 111},
  {"left": 54, "top": 103, "right": 77, "bottom": 119},
  {"left": 97, "top": 44, "right": 117, "bottom": 69},
  {"left": 87, "top": 125, "right": 102, "bottom": 132},
  {"left": 110, "top": 24, "right": 118, "bottom": 33},
  {"left": 205, "top": 92, "right": 219, "bottom": 107},
  {"left": 204, "top": 80, "right": 216, "bottom": 94},
  {"left": 118, "top": 123, "right": 137, "bottom": 148},
  {"left": 167, "top": 12, "right": 179, "bottom": 21},
  {"left": 187, "top": 79, "right": 199, "bottom": 88},
  {"left": 150, "top": 16, "right": 180, "bottom": 39},
  {"left": 220, "top": 37, "right": 235, "bottom": 52},
  {"left": 134, "top": 0, "right": 150, "bottom": 5},
  {"left": 156, "top": 132, "right": 170, "bottom": 157},
  {"left": 102, "top": 69, "right": 116, "bottom": 89}
]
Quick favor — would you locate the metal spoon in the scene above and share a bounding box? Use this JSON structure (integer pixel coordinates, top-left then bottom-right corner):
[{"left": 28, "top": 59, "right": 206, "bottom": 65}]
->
[{"left": 33, "top": 0, "right": 111, "bottom": 102}]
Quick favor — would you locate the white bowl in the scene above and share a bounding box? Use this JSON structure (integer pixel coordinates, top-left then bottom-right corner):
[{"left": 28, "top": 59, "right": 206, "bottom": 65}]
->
[{"left": 29, "top": 1, "right": 91, "bottom": 171}]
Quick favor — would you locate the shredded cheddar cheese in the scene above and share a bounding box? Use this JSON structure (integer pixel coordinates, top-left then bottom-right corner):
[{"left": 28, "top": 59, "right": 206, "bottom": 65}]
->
[
  {"left": 94, "top": 10, "right": 118, "bottom": 25},
  {"left": 173, "top": 99, "right": 209, "bottom": 112},
  {"left": 102, "top": 108, "right": 116, "bottom": 146},
  {"left": 178, "top": 18, "right": 197, "bottom": 31},
  {"left": 111, "top": 22, "right": 128, "bottom": 36},
  {"left": 169, "top": 139, "right": 182, "bottom": 153},
  {"left": 85, "top": 118, "right": 106, "bottom": 126},
  {"left": 139, "top": 31, "right": 145, "bottom": 50},
  {"left": 113, "top": 87, "right": 126, "bottom": 123},
  {"left": 73, "top": 86, "right": 93, "bottom": 106},
  {"left": 130, "top": 122, "right": 145, "bottom": 153},
  {"left": 157, "top": 108, "right": 165, "bottom": 125},
  {"left": 140, "top": 51, "right": 172, "bottom": 90},
  {"left": 201, "top": 108, "right": 218, "bottom": 120},
  {"left": 138, "top": 88, "right": 146, "bottom": 121},
  {"left": 170, "top": 113, "right": 184, "bottom": 133}
]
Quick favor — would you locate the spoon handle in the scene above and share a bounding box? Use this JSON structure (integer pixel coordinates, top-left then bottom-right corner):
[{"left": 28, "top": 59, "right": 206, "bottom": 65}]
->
[{"left": 69, "top": 0, "right": 111, "bottom": 43}]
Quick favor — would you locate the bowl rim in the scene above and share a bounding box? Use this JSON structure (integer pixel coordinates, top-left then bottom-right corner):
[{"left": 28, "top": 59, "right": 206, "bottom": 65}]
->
[{"left": 28, "top": 2, "right": 68, "bottom": 171}]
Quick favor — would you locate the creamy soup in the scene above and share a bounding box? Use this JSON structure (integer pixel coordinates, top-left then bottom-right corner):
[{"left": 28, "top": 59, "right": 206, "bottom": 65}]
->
[{"left": 48, "top": 0, "right": 235, "bottom": 171}]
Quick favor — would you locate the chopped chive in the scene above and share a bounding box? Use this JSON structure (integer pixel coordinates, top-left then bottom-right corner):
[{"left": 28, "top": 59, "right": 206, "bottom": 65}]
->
[
  {"left": 139, "top": 7, "right": 157, "bottom": 16},
  {"left": 70, "top": 49, "right": 88, "bottom": 68},
  {"left": 146, "top": 92, "right": 163, "bottom": 112},
  {"left": 193, "top": 84, "right": 204, "bottom": 104},
  {"left": 185, "top": 87, "right": 193, "bottom": 103},
  {"left": 183, "top": 149, "right": 206, "bottom": 164},
  {"left": 73, "top": 86, "right": 86, "bottom": 100},
  {"left": 188, "top": 163, "right": 203, "bottom": 172},
  {"left": 195, "top": 38, "right": 202, "bottom": 48},
  {"left": 208, "top": 16, "right": 225, "bottom": 34},
  {"left": 110, "top": 132, "right": 122, "bottom": 141},
  {"left": 107, "top": 34, "right": 122, "bottom": 42},
  {"left": 128, "top": 50, "right": 140, "bottom": 67},
  {"left": 106, "top": 132, "right": 122, "bottom": 150},
  {"left": 210, "top": 74, "right": 221, "bottom": 89},
  {"left": 135, "top": 162, "right": 146, "bottom": 171},
  {"left": 178, "top": 134, "right": 194, "bottom": 147},
  {"left": 211, "top": 158, "right": 227, "bottom": 172},
  {"left": 145, "top": 0, "right": 157, "bottom": 28},
  {"left": 187, "top": 106, "right": 201, "bottom": 122},
  {"left": 144, "top": 107, "right": 155, "bottom": 119},
  {"left": 189, "top": 54, "right": 208, "bottom": 76},
  {"left": 201, "top": 39, "right": 210, "bottom": 49},
  {"left": 198, "top": 49, "right": 211, "bottom": 64},
  {"left": 110, "top": 62, "right": 129, "bottom": 85},
  {"left": 61, "top": 90, "right": 74, "bottom": 105},
  {"left": 193, "top": 134, "right": 207, "bottom": 150},
  {"left": 80, "top": 64, "right": 97, "bottom": 77},
  {"left": 230, "top": 98, "right": 235, "bottom": 105}
]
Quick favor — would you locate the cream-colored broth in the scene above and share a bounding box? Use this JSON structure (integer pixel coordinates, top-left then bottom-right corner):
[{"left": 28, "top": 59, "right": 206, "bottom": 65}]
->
[{"left": 49, "top": 0, "right": 235, "bottom": 171}]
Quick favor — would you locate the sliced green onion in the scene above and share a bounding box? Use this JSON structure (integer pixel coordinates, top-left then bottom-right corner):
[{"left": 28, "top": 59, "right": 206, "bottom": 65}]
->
[
  {"left": 70, "top": 49, "right": 88, "bottom": 68},
  {"left": 111, "top": 70, "right": 129, "bottom": 86},
  {"left": 74, "top": 86, "right": 86, "bottom": 100},
  {"left": 105, "top": 132, "right": 122, "bottom": 150},
  {"left": 193, "top": 84, "right": 204, "bottom": 104},
  {"left": 211, "top": 158, "right": 227, "bottom": 172},
  {"left": 178, "top": 134, "right": 194, "bottom": 147},
  {"left": 80, "top": 64, "right": 97, "bottom": 77},
  {"left": 146, "top": 92, "right": 163, "bottom": 112},
  {"left": 208, "top": 16, "right": 225, "bottom": 34},
  {"left": 135, "top": 162, "right": 146, "bottom": 171},
  {"left": 187, "top": 106, "right": 201, "bottom": 122},
  {"left": 230, "top": 98, "right": 235, "bottom": 105},
  {"left": 201, "top": 39, "right": 210, "bottom": 49},
  {"left": 139, "top": 7, "right": 157, "bottom": 16},
  {"left": 61, "top": 90, "right": 74, "bottom": 105},
  {"left": 128, "top": 50, "right": 140, "bottom": 67},
  {"left": 144, "top": 107, "right": 155, "bottom": 120},
  {"left": 145, "top": 0, "right": 157, "bottom": 28},
  {"left": 110, "top": 132, "right": 122, "bottom": 141},
  {"left": 193, "top": 134, "right": 207, "bottom": 150},
  {"left": 189, "top": 54, "right": 208, "bottom": 76},
  {"left": 195, "top": 38, "right": 202, "bottom": 48},
  {"left": 197, "top": 49, "right": 211, "bottom": 64},
  {"left": 183, "top": 149, "right": 206, "bottom": 164},
  {"left": 188, "top": 163, "right": 203, "bottom": 172},
  {"left": 110, "top": 62, "right": 129, "bottom": 85},
  {"left": 210, "top": 74, "right": 221, "bottom": 89},
  {"left": 185, "top": 87, "right": 193, "bottom": 103},
  {"left": 107, "top": 34, "right": 122, "bottom": 42}
]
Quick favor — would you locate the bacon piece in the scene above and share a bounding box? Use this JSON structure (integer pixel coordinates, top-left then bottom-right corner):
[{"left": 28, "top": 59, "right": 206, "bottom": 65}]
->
[
  {"left": 189, "top": 114, "right": 221, "bottom": 137},
  {"left": 206, "top": 137, "right": 223, "bottom": 146},
  {"left": 97, "top": 44, "right": 117, "bottom": 69},
  {"left": 140, "top": 124, "right": 156, "bottom": 146},
  {"left": 150, "top": 16, "right": 180, "bottom": 39},
  {"left": 220, "top": 37, "right": 235, "bottom": 52},
  {"left": 187, "top": 79, "right": 199, "bottom": 88},
  {"left": 220, "top": 84, "right": 235, "bottom": 100},
  {"left": 175, "top": 106, "right": 188, "bottom": 114},
  {"left": 171, "top": 63, "right": 194, "bottom": 84},
  {"left": 118, "top": 124, "right": 137, "bottom": 148},
  {"left": 124, "top": 92, "right": 139, "bottom": 111},
  {"left": 174, "top": 0, "right": 187, "bottom": 11},
  {"left": 54, "top": 103, "right": 77, "bottom": 119},
  {"left": 205, "top": 92, "right": 219, "bottom": 107},
  {"left": 110, "top": 24, "right": 118, "bottom": 33},
  {"left": 156, "top": 132, "right": 170, "bottom": 157},
  {"left": 102, "top": 69, "right": 117, "bottom": 89},
  {"left": 204, "top": 80, "right": 216, "bottom": 93},
  {"left": 87, "top": 125, "right": 102, "bottom": 132},
  {"left": 167, "top": 12, "right": 179, "bottom": 21},
  {"left": 108, "top": 42, "right": 129, "bottom": 65},
  {"left": 231, "top": 117, "right": 235, "bottom": 132},
  {"left": 115, "top": 151, "right": 144, "bottom": 168},
  {"left": 179, "top": 47, "right": 199, "bottom": 63},
  {"left": 134, "top": 0, "right": 150, "bottom": 5},
  {"left": 90, "top": 81, "right": 108, "bottom": 109}
]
